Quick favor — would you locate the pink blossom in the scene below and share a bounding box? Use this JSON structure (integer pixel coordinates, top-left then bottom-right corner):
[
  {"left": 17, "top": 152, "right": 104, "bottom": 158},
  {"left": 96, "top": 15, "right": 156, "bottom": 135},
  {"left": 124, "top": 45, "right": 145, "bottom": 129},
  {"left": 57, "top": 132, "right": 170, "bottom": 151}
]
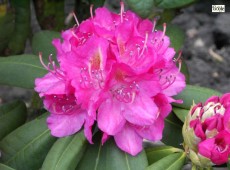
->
[{"left": 35, "top": 3, "right": 186, "bottom": 155}]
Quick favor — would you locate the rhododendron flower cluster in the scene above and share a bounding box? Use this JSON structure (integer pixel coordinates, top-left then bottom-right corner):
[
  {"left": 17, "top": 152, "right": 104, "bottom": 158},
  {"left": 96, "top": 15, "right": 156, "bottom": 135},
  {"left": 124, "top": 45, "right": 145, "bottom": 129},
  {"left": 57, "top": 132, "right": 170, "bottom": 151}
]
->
[
  {"left": 35, "top": 3, "right": 185, "bottom": 155},
  {"left": 183, "top": 93, "right": 230, "bottom": 167}
]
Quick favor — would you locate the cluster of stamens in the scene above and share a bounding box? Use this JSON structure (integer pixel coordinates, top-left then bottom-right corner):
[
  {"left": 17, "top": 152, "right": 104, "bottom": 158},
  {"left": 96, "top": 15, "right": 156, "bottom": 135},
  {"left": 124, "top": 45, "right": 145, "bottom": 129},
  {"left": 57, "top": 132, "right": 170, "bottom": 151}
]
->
[
  {"left": 112, "top": 81, "right": 139, "bottom": 103},
  {"left": 79, "top": 67, "right": 105, "bottom": 89}
]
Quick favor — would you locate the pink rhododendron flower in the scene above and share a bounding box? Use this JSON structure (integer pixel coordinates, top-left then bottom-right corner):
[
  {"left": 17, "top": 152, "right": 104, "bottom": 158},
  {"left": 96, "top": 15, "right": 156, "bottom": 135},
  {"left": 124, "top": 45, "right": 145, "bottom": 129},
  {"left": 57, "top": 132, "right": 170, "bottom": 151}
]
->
[
  {"left": 35, "top": 3, "right": 186, "bottom": 156},
  {"left": 183, "top": 93, "right": 230, "bottom": 167}
]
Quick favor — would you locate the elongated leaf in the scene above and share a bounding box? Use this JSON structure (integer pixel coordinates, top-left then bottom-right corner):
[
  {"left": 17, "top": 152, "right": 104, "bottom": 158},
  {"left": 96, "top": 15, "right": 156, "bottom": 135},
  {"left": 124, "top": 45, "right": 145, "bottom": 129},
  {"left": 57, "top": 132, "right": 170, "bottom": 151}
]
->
[
  {"left": 41, "top": 131, "right": 87, "bottom": 170},
  {"left": 146, "top": 152, "right": 186, "bottom": 170},
  {"left": 126, "top": 0, "right": 154, "bottom": 18},
  {"left": 32, "top": 31, "right": 60, "bottom": 59},
  {"left": 173, "top": 107, "right": 189, "bottom": 123},
  {"left": 0, "top": 114, "right": 57, "bottom": 170},
  {"left": 155, "top": 0, "right": 196, "bottom": 9},
  {"left": 0, "top": 54, "right": 47, "bottom": 88},
  {"left": 173, "top": 85, "right": 222, "bottom": 109},
  {"left": 89, "top": 0, "right": 105, "bottom": 8},
  {"left": 0, "top": 163, "right": 15, "bottom": 170},
  {"left": 181, "top": 60, "right": 190, "bottom": 84},
  {"left": 145, "top": 145, "right": 183, "bottom": 165},
  {"left": 161, "top": 113, "right": 183, "bottom": 148},
  {"left": 76, "top": 134, "right": 148, "bottom": 170},
  {"left": 0, "top": 100, "right": 27, "bottom": 140}
]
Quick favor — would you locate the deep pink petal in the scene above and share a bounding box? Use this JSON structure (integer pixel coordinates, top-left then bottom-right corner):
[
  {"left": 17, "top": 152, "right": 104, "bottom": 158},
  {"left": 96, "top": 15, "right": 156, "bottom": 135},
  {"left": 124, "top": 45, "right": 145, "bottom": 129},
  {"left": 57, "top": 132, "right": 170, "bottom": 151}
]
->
[
  {"left": 35, "top": 73, "right": 66, "bottom": 97},
  {"left": 205, "top": 96, "right": 220, "bottom": 105},
  {"left": 153, "top": 93, "right": 172, "bottom": 118},
  {"left": 114, "top": 124, "right": 143, "bottom": 156},
  {"left": 123, "top": 93, "right": 158, "bottom": 126},
  {"left": 47, "top": 110, "right": 86, "bottom": 137},
  {"left": 135, "top": 117, "right": 164, "bottom": 141},
  {"left": 198, "top": 138, "right": 215, "bottom": 159},
  {"left": 220, "top": 93, "right": 230, "bottom": 108},
  {"left": 98, "top": 98, "right": 126, "bottom": 135},
  {"left": 84, "top": 115, "right": 95, "bottom": 144}
]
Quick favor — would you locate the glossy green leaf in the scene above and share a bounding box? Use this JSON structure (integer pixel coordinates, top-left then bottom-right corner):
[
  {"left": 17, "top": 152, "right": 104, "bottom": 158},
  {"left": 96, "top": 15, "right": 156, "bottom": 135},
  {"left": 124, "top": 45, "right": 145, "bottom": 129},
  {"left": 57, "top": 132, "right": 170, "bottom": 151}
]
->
[
  {"left": 41, "top": 131, "right": 87, "bottom": 170},
  {"left": 173, "top": 85, "right": 222, "bottom": 109},
  {"left": 146, "top": 152, "right": 186, "bottom": 170},
  {"left": 181, "top": 60, "right": 190, "bottom": 84},
  {"left": 156, "top": 24, "right": 185, "bottom": 52},
  {"left": 32, "top": 31, "right": 60, "bottom": 59},
  {"left": 89, "top": 0, "right": 105, "bottom": 8},
  {"left": 0, "top": 163, "right": 15, "bottom": 170},
  {"left": 173, "top": 107, "right": 189, "bottom": 123},
  {"left": 0, "top": 100, "right": 27, "bottom": 140},
  {"left": 76, "top": 135, "right": 148, "bottom": 170},
  {"left": 126, "top": 0, "right": 154, "bottom": 18},
  {"left": 0, "top": 114, "right": 57, "bottom": 170},
  {"left": 161, "top": 113, "right": 183, "bottom": 148},
  {"left": 145, "top": 145, "right": 183, "bottom": 165},
  {"left": 8, "top": 0, "right": 30, "bottom": 54},
  {"left": 155, "top": 0, "right": 196, "bottom": 9},
  {"left": 0, "top": 54, "right": 47, "bottom": 88}
]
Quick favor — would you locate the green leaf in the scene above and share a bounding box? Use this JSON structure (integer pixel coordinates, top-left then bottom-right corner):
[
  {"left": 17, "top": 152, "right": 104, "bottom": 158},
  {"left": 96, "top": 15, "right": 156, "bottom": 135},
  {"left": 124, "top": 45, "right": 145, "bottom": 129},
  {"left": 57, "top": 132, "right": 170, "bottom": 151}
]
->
[
  {"left": 76, "top": 134, "right": 148, "bottom": 170},
  {"left": 8, "top": 0, "right": 30, "bottom": 54},
  {"left": 41, "top": 131, "right": 87, "bottom": 170},
  {"left": 32, "top": 31, "right": 61, "bottom": 59},
  {"left": 173, "top": 85, "right": 222, "bottom": 109},
  {"left": 126, "top": 0, "right": 155, "bottom": 18},
  {"left": 181, "top": 60, "right": 190, "bottom": 84},
  {"left": 0, "top": 163, "right": 15, "bottom": 170},
  {"left": 155, "top": 0, "right": 196, "bottom": 9},
  {"left": 0, "top": 100, "right": 27, "bottom": 140},
  {"left": 172, "top": 107, "right": 189, "bottom": 123},
  {"left": 146, "top": 152, "right": 186, "bottom": 170},
  {"left": 156, "top": 24, "right": 185, "bottom": 52},
  {"left": 0, "top": 54, "right": 47, "bottom": 88},
  {"left": 145, "top": 145, "right": 183, "bottom": 165},
  {"left": 89, "top": 0, "right": 105, "bottom": 8},
  {"left": 161, "top": 113, "right": 183, "bottom": 148},
  {"left": 0, "top": 114, "right": 57, "bottom": 170}
]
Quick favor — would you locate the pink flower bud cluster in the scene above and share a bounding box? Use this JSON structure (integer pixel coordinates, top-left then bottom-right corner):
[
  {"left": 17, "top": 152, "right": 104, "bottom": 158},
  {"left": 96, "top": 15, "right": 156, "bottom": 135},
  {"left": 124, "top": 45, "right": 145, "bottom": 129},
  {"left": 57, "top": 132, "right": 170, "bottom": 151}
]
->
[
  {"left": 35, "top": 4, "right": 185, "bottom": 155},
  {"left": 183, "top": 93, "right": 230, "bottom": 166}
]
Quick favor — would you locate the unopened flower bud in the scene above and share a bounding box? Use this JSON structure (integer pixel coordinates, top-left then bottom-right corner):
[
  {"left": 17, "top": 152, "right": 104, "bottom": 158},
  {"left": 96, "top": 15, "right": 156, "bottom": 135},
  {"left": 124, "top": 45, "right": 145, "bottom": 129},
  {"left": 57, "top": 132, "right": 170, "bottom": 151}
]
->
[{"left": 183, "top": 93, "right": 230, "bottom": 168}]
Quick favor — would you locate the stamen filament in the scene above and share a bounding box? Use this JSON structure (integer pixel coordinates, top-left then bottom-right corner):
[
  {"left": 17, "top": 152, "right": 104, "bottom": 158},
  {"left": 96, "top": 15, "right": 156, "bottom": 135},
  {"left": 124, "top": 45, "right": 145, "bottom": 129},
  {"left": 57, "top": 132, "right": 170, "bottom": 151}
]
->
[
  {"left": 90, "top": 4, "right": 94, "bottom": 19},
  {"left": 72, "top": 12, "right": 80, "bottom": 26}
]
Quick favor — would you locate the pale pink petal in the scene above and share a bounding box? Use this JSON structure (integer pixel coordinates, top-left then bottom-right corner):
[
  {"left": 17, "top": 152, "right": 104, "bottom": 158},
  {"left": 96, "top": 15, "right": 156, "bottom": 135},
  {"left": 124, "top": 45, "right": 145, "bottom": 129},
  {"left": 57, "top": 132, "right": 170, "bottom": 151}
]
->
[
  {"left": 114, "top": 124, "right": 143, "bottom": 156},
  {"left": 47, "top": 110, "right": 86, "bottom": 137},
  {"left": 98, "top": 98, "right": 126, "bottom": 135}
]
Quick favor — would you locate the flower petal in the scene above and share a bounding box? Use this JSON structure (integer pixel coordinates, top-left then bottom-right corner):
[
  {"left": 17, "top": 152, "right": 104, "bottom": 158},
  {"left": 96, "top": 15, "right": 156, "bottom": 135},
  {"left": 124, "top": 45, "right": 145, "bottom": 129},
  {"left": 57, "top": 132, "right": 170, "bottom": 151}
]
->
[
  {"left": 35, "top": 73, "right": 66, "bottom": 97},
  {"left": 47, "top": 110, "right": 86, "bottom": 137},
  {"left": 123, "top": 93, "right": 158, "bottom": 126},
  {"left": 114, "top": 124, "right": 142, "bottom": 156},
  {"left": 135, "top": 117, "right": 164, "bottom": 141},
  {"left": 98, "top": 98, "right": 126, "bottom": 135}
]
